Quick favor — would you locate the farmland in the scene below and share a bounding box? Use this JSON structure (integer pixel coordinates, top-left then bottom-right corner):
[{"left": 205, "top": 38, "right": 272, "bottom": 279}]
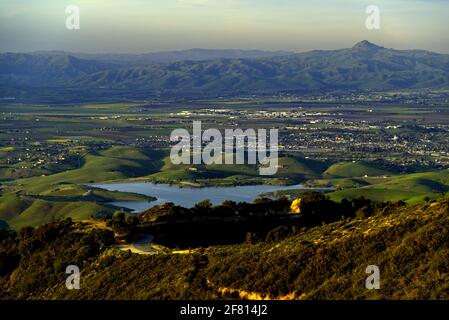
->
[{"left": 2, "top": 91, "right": 449, "bottom": 229}]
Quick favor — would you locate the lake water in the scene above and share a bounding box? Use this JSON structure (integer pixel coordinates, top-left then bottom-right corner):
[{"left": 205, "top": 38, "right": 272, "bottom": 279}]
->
[{"left": 89, "top": 182, "right": 324, "bottom": 212}]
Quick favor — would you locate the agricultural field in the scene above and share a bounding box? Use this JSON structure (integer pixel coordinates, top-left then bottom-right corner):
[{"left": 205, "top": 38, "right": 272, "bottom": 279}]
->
[{"left": 1, "top": 93, "right": 449, "bottom": 230}]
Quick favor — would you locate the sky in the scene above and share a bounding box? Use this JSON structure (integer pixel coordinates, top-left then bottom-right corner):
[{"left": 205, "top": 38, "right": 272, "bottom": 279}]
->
[{"left": 0, "top": 0, "right": 448, "bottom": 54}]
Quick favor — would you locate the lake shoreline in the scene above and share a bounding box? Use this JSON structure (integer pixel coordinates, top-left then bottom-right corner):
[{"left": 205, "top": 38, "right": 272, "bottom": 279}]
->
[{"left": 88, "top": 181, "right": 311, "bottom": 212}]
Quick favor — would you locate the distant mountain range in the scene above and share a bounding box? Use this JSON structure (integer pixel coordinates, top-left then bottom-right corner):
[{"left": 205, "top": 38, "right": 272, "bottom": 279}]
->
[
  {"left": 29, "top": 48, "right": 294, "bottom": 65},
  {"left": 1, "top": 41, "right": 449, "bottom": 102}
]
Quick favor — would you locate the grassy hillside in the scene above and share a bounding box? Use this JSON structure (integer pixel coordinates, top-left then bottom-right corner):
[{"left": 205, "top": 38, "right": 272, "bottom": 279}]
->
[
  {"left": 145, "top": 154, "right": 326, "bottom": 185},
  {"left": 328, "top": 170, "right": 449, "bottom": 204},
  {"left": 0, "top": 193, "right": 33, "bottom": 221},
  {"left": 17, "top": 146, "right": 164, "bottom": 193},
  {"left": 324, "top": 161, "right": 395, "bottom": 178},
  {"left": 0, "top": 146, "right": 163, "bottom": 229},
  {"left": 276, "top": 156, "right": 328, "bottom": 180},
  {"left": 0, "top": 192, "right": 121, "bottom": 230},
  {"left": 0, "top": 185, "right": 155, "bottom": 230},
  {"left": 0, "top": 145, "right": 164, "bottom": 230},
  {"left": 38, "top": 184, "right": 154, "bottom": 202},
  {"left": 7, "top": 200, "right": 113, "bottom": 230}
]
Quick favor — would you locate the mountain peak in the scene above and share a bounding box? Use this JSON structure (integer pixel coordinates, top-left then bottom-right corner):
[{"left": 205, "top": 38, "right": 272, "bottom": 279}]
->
[{"left": 352, "top": 40, "right": 383, "bottom": 50}]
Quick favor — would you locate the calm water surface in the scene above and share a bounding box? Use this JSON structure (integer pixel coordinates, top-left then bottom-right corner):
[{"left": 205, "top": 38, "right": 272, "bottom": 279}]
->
[{"left": 89, "top": 182, "right": 324, "bottom": 212}]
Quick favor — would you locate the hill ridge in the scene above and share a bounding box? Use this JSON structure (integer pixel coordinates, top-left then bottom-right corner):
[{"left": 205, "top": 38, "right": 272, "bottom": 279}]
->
[{"left": 2, "top": 41, "right": 449, "bottom": 100}]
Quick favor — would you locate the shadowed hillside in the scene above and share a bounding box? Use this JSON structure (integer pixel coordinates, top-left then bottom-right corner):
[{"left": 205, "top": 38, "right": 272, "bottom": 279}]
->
[{"left": 1, "top": 195, "right": 449, "bottom": 299}]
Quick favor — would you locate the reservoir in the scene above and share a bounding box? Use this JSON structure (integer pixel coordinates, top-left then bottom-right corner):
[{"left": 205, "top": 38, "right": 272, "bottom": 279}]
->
[{"left": 89, "top": 182, "right": 327, "bottom": 212}]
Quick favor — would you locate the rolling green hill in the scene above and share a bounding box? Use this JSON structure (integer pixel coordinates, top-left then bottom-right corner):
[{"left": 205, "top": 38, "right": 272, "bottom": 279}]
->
[
  {"left": 328, "top": 170, "right": 449, "bottom": 204},
  {"left": 6, "top": 199, "right": 113, "bottom": 230},
  {"left": 0, "top": 193, "right": 33, "bottom": 221},
  {"left": 324, "top": 161, "right": 395, "bottom": 178},
  {"left": 0, "top": 192, "right": 115, "bottom": 230},
  {"left": 17, "top": 146, "right": 164, "bottom": 193},
  {"left": 145, "top": 154, "right": 327, "bottom": 184},
  {"left": 0, "top": 146, "right": 164, "bottom": 229},
  {"left": 0, "top": 185, "right": 154, "bottom": 230}
]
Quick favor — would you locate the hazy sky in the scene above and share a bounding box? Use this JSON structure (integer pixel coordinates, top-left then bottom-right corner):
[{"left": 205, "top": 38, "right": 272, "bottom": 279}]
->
[{"left": 1, "top": 0, "right": 448, "bottom": 53}]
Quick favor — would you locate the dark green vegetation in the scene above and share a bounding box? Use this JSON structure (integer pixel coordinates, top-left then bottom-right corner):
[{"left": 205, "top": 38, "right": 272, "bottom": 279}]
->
[
  {"left": 0, "top": 218, "right": 116, "bottom": 299},
  {"left": 2, "top": 41, "right": 449, "bottom": 102},
  {"left": 1, "top": 194, "right": 449, "bottom": 299},
  {"left": 136, "top": 193, "right": 371, "bottom": 248}
]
